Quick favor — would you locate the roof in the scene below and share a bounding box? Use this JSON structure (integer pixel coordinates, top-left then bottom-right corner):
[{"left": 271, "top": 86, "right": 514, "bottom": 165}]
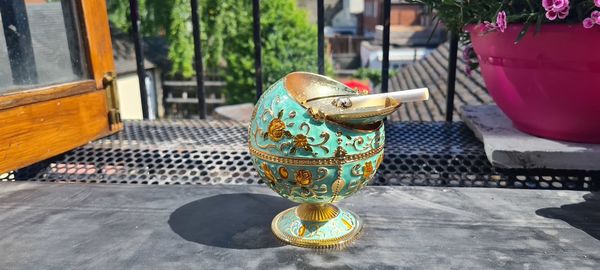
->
[
  {"left": 111, "top": 28, "right": 157, "bottom": 75},
  {"left": 388, "top": 42, "right": 494, "bottom": 121}
]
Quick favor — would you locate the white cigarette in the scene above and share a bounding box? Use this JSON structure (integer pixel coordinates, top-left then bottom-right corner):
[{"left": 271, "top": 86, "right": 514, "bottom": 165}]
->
[{"left": 347, "top": 88, "right": 429, "bottom": 104}]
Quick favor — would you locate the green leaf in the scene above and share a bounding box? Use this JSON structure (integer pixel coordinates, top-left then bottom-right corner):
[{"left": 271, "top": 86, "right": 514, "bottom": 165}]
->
[
  {"left": 526, "top": 0, "right": 534, "bottom": 12},
  {"left": 514, "top": 18, "right": 532, "bottom": 44},
  {"left": 534, "top": 14, "right": 543, "bottom": 36}
]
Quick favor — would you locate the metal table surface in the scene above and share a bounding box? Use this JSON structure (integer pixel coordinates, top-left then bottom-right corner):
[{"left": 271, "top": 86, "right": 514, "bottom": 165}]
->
[
  {"left": 2, "top": 120, "right": 599, "bottom": 190},
  {"left": 0, "top": 182, "right": 599, "bottom": 269}
]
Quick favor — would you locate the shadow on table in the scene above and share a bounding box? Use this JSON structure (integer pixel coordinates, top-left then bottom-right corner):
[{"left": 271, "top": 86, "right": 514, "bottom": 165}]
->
[
  {"left": 536, "top": 192, "right": 600, "bottom": 240},
  {"left": 168, "top": 193, "right": 294, "bottom": 249}
]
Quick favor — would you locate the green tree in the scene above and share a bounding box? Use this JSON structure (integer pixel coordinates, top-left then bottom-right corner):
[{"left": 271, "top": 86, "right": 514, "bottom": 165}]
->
[{"left": 107, "top": 0, "right": 324, "bottom": 104}]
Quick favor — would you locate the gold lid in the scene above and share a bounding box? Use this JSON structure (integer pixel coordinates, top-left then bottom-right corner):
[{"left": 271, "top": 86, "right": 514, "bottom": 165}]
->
[
  {"left": 284, "top": 72, "right": 358, "bottom": 104},
  {"left": 284, "top": 72, "right": 401, "bottom": 126}
]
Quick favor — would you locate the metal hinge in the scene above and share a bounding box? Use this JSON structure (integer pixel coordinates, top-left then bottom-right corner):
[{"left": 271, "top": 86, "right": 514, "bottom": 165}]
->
[{"left": 103, "top": 72, "right": 123, "bottom": 131}]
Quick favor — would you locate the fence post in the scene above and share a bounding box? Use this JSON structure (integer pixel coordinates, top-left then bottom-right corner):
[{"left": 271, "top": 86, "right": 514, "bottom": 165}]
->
[
  {"left": 252, "top": 0, "right": 263, "bottom": 100},
  {"left": 381, "top": 0, "right": 391, "bottom": 93},
  {"left": 128, "top": 0, "right": 149, "bottom": 119},
  {"left": 190, "top": 0, "right": 206, "bottom": 119},
  {"left": 445, "top": 32, "right": 459, "bottom": 122},
  {"left": 317, "top": 0, "right": 325, "bottom": 75}
]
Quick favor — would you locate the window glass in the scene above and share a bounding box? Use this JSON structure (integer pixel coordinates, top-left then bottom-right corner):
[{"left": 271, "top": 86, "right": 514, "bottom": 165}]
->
[{"left": 0, "top": 0, "right": 88, "bottom": 94}]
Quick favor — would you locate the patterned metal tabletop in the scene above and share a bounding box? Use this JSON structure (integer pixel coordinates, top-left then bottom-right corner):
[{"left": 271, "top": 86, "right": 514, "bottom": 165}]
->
[
  {"left": 1, "top": 183, "right": 598, "bottom": 269},
  {"left": 2, "top": 120, "right": 599, "bottom": 190}
]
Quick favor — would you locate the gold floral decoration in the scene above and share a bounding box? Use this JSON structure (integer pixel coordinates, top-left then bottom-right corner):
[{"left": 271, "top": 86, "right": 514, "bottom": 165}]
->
[
  {"left": 267, "top": 118, "right": 286, "bottom": 141},
  {"left": 261, "top": 163, "right": 277, "bottom": 184},
  {"left": 363, "top": 161, "right": 374, "bottom": 179},
  {"left": 298, "top": 224, "right": 306, "bottom": 236},
  {"left": 263, "top": 110, "right": 292, "bottom": 142},
  {"left": 294, "top": 134, "right": 309, "bottom": 148},
  {"left": 295, "top": 169, "right": 312, "bottom": 186},
  {"left": 278, "top": 167, "right": 289, "bottom": 179},
  {"left": 290, "top": 134, "right": 312, "bottom": 154}
]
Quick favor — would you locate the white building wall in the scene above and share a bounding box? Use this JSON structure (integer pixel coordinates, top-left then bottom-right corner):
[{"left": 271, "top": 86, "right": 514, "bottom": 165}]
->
[{"left": 116, "top": 74, "right": 144, "bottom": 120}]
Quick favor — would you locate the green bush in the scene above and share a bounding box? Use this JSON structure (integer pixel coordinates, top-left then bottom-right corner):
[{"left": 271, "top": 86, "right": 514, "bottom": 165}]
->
[{"left": 108, "top": 0, "right": 326, "bottom": 104}]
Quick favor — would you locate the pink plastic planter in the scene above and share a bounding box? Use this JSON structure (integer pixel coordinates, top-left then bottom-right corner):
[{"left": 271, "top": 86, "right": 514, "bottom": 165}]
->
[{"left": 467, "top": 24, "right": 600, "bottom": 144}]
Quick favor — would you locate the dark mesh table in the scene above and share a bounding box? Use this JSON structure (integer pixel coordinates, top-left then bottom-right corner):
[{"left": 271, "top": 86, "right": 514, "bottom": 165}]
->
[{"left": 2, "top": 120, "right": 599, "bottom": 190}]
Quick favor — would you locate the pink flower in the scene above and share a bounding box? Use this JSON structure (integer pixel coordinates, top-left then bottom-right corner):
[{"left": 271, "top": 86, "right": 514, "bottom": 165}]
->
[
  {"left": 558, "top": 8, "right": 569, "bottom": 19},
  {"left": 583, "top": 11, "right": 600, "bottom": 25},
  {"left": 481, "top": 21, "right": 497, "bottom": 32},
  {"left": 542, "top": 0, "right": 551, "bottom": 9},
  {"left": 543, "top": 0, "right": 569, "bottom": 10},
  {"left": 546, "top": 10, "right": 558, "bottom": 20},
  {"left": 479, "top": 13, "right": 508, "bottom": 34},
  {"left": 465, "top": 65, "right": 472, "bottom": 77},
  {"left": 583, "top": 18, "right": 595, "bottom": 29},
  {"left": 496, "top": 11, "right": 507, "bottom": 32},
  {"left": 595, "top": 0, "right": 600, "bottom": 7},
  {"left": 553, "top": 0, "right": 569, "bottom": 10},
  {"left": 542, "top": 0, "right": 570, "bottom": 21}
]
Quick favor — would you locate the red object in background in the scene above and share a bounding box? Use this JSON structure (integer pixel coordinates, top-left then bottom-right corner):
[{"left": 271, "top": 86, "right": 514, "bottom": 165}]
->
[{"left": 344, "top": 80, "right": 371, "bottom": 94}]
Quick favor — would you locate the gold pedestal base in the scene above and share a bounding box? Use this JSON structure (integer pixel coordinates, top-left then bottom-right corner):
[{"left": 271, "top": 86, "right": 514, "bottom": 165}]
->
[{"left": 271, "top": 203, "right": 363, "bottom": 249}]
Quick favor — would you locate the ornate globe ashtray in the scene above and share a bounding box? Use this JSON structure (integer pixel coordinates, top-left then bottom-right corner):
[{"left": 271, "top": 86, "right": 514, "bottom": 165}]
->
[{"left": 248, "top": 72, "right": 428, "bottom": 249}]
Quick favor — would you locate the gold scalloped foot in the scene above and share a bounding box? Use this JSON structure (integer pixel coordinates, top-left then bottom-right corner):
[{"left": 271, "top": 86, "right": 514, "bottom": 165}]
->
[{"left": 271, "top": 205, "right": 363, "bottom": 249}]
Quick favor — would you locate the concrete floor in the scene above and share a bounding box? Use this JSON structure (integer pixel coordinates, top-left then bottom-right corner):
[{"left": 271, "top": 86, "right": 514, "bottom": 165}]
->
[{"left": 0, "top": 183, "right": 598, "bottom": 269}]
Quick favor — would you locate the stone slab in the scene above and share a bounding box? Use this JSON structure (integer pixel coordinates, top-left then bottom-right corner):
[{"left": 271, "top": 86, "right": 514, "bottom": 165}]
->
[
  {"left": 213, "top": 102, "right": 254, "bottom": 122},
  {"left": 461, "top": 105, "right": 600, "bottom": 170},
  {"left": 0, "top": 182, "right": 599, "bottom": 269}
]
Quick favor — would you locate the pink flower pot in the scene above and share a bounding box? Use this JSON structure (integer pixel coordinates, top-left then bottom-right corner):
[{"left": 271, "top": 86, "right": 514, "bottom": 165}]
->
[{"left": 467, "top": 24, "right": 600, "bottom": 144}]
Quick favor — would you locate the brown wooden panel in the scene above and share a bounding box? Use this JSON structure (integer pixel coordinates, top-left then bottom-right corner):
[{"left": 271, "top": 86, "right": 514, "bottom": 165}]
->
[
  {"left": 0, "top": 90, "right": 111, "bottom": 173},
  {"left": 80, "top": 0, "right": 115, "bottom": 89},
  {"left": 0, "top": 80, "right": 96, "bottom": 110},
  {"left": 391, "top": 6, "right": 420, "bottom": 26}
]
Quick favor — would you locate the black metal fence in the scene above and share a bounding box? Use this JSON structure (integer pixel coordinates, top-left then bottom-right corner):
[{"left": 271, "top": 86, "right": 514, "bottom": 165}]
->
[{"left": 127, "top": 0, "right": 459, "bottom": 120}]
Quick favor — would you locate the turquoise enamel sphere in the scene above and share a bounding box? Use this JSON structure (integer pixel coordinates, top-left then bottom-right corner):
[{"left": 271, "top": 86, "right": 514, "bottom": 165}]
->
[{"left": 248, "top": 72, "right": 384, "bottom": 204}]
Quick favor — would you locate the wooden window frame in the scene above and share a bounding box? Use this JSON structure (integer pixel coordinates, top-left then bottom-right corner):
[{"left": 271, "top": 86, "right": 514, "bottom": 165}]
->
[{"left": 0, "top": 0, "right": 121, "bottom": 173}]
